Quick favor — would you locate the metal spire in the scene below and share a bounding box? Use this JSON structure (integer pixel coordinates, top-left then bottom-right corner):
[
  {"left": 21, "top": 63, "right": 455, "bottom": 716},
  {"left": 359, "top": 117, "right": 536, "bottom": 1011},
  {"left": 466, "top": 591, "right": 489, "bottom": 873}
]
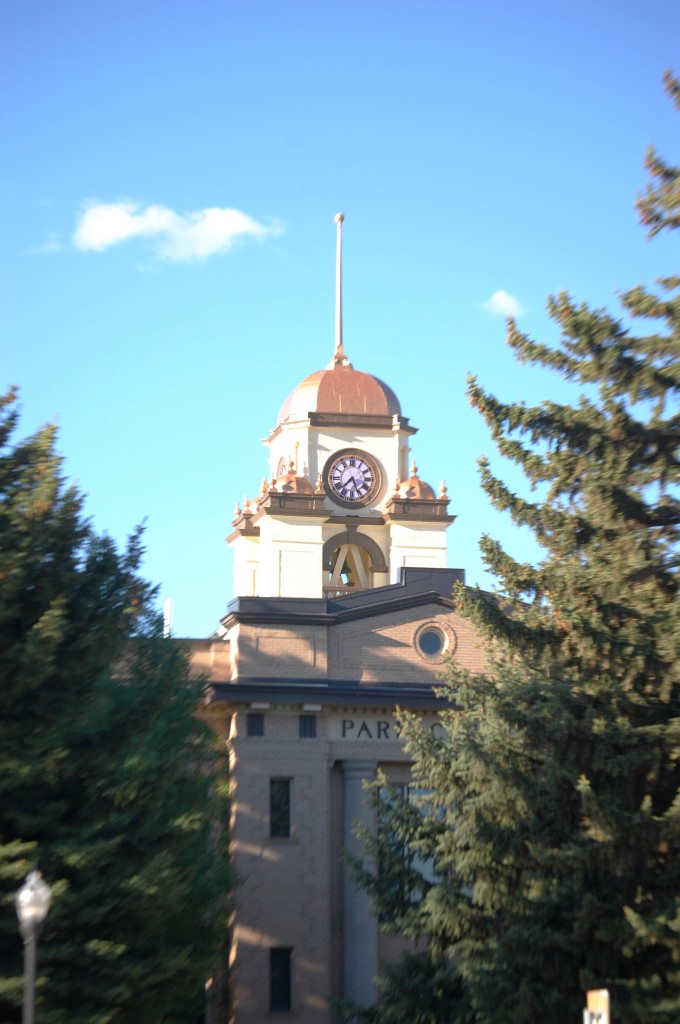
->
[{"left": 330, "top": 212, "right": 350, "bottom": 366}]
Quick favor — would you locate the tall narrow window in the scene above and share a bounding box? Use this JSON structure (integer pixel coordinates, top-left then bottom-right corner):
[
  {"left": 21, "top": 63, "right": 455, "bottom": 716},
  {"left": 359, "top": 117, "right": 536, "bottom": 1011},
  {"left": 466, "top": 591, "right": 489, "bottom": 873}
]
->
[
  {"left": 376, "top": 784, "right": 441, "bottom": 923},
  {"left": 246, "top": 712, "right": 264, "bottom": 737},
  {"left": 270, "top": 947, "right": 292, "bottom": 1012},
  {"left": 299, "top": 714, "right": 317, "bottom": 739},
  {"left": 270, "top": 779, "right": 291, "bottom": 838}
]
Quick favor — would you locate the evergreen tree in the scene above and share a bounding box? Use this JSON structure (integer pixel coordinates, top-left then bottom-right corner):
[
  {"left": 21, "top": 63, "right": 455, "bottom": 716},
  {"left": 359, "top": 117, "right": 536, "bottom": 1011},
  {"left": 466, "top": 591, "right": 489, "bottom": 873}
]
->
[
  {"left": 637, "top": 70, "right": 680, "bottom": 235},
  {"left": 0, "top": 389, "right": 231, "bottom": 1024},
  {"left": 347, "top": 76, "right": 680, "bottom": 1023}
]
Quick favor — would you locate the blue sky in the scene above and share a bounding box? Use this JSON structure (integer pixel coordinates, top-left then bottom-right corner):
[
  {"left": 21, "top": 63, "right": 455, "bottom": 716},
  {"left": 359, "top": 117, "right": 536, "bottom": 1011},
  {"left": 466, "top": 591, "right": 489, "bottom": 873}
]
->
[{"left": 2, "top": 0, "right": 678, "bottom": 636}]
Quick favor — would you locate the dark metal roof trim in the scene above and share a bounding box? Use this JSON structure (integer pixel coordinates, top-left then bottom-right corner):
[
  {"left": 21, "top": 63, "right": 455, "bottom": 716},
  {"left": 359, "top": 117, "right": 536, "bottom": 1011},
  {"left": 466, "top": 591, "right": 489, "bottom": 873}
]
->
[
  {"left": 206, "top": 677, "right": 448, "bottom": 711},
  {"left": 220, "top": 567, "right": 466, "bottom": 629}
]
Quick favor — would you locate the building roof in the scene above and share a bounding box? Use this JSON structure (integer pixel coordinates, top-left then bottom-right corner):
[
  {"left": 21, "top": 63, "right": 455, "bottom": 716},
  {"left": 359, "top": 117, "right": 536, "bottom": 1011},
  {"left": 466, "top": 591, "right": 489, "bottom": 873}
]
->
[
  {"left": 220, "top": 567, "right": 465, "bottom": 628},
  {"left": 206, "top": 676, "right": 450, "bottom": 711},
  {"left": 277, "top": 345, "right": 402, "bottom": 423}
]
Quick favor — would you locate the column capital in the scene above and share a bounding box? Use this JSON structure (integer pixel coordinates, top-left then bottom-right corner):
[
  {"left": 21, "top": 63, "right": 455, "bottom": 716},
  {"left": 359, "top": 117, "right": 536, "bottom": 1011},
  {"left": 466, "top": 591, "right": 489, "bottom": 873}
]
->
[{"left": 340, "top": 758, "right": 376, "bottom": 780}]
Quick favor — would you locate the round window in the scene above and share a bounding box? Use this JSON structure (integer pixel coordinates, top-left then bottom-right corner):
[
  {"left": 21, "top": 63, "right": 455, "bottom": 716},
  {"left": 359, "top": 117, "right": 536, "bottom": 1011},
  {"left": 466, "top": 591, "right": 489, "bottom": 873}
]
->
[
  {"left": 414, "top": 621, "right": 456, "bottom": 662},
  {"left": 418, "top": 628, "right": 445, "bottom": 657}
]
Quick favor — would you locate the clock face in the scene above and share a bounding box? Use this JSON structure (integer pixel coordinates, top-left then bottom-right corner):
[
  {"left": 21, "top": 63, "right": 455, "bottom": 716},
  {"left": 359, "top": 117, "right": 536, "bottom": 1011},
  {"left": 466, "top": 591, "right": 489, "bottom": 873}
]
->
[{"left": 323, "top": 449, "right": 381, "bottom": 507}]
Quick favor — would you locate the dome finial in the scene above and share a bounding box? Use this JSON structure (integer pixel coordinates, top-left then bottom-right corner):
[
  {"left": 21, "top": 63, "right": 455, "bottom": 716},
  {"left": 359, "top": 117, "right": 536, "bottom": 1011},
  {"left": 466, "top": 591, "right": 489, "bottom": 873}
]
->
[{"left": 330, "top": 213, "right": 350, "bottom": 367}]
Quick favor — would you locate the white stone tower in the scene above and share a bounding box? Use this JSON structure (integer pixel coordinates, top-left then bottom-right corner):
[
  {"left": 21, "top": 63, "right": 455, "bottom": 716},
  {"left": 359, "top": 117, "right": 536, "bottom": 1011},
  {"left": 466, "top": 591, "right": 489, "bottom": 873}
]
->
[{"left": 228, "top": 214, "right": 454, "bottom": 598}]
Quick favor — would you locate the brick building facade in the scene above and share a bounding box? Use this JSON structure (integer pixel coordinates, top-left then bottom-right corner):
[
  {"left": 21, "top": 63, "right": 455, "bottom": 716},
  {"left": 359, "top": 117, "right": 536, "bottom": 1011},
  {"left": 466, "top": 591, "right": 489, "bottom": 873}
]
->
[{"left": 190, "top": 216, "right": 486, "bottom": 1022}]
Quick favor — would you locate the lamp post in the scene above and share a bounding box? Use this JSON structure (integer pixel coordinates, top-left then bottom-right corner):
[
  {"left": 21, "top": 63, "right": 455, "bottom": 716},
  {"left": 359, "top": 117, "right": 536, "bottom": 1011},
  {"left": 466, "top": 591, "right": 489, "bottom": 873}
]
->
[{"left": 16, "top": 871, "right": 51, "bottom": 1024}]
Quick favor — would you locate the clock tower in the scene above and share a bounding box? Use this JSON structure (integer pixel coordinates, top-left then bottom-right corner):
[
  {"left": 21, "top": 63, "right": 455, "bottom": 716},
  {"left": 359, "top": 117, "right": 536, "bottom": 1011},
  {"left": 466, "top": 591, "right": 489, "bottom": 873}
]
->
[
  {"left": 196, "top": 216, "right": 486, "bottom": 1024},
  {"left": 228, "top": 214, "right": 454, "bottom": 600}
]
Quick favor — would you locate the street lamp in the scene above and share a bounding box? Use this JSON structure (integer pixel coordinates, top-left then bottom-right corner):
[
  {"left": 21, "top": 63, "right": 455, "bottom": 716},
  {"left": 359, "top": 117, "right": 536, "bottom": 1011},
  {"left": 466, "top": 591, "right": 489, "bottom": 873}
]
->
[{"left": 16, "top": 871, "right": 51, "bottom": 1024}]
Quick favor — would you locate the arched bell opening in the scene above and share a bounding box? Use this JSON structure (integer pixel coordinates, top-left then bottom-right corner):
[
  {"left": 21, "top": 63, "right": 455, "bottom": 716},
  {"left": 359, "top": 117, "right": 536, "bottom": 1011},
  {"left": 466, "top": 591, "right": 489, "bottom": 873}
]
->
[{"left": 322, "top": 531, "right": 387, "bottom": 596}]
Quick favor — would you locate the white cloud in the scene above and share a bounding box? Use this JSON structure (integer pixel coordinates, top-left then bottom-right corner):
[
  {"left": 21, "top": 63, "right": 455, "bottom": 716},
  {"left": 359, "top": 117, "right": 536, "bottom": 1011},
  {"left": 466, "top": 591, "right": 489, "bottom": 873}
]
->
[
  {"left": 73, "top": 201, "right": 281, "bottom": 261},
  {"left": 483, "top": 290, "right": 523, "bottom": 317}
]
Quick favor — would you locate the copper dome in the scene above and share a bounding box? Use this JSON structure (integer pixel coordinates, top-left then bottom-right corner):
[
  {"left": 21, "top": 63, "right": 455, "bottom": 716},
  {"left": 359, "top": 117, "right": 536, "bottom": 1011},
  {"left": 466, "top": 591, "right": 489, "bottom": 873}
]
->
[
  {"left": 277, "top": 352, "right": 402, "bottom": 425},
  {"left": 396, "top": 461, "right": 437, "bottom": 500}
]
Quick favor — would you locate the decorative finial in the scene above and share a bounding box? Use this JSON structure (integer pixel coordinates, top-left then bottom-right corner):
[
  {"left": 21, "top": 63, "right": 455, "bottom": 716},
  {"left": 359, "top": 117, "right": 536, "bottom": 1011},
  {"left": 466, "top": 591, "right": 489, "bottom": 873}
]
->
[
  {"left": 410, "top": 459, "right": 418, "bottom": 477},
  {"left": 330, "top": 213, "right": 351, "bottom": 367},
  {"left": 439, "top": 480, "right": 448, "bottom": 498}
]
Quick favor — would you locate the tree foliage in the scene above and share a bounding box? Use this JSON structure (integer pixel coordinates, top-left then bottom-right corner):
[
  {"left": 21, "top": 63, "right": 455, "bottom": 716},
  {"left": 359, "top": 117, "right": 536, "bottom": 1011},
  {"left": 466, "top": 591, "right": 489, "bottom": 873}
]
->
[
  {"left": 346, "top": 77, "right": 680, "bottom": 1023},
  {"left": 0, "top": 390, "right": 231, "bottom": 1023},
  {"left": 637, "top": 71, "right": 680, "bottom": 235},
  {"left": 338, "top": 949, "right": 473, "bottom": 1024}
]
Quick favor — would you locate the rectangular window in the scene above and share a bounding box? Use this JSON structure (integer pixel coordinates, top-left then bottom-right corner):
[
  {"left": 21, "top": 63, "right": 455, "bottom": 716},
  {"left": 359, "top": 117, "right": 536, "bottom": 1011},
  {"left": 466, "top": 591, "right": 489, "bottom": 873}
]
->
[
  {"left": 299, "top": 714, "right": 316, "bottom": 739},
  {"left": 377, "top": 784, "right": 440, "bottom": 923},
  {"left": 408, "top": 786, "right": 441, "bottom": 886},
  {"left": 246, "top": 712, "right": 264, "bottom": 737},
  {"left": 270, "top": 947, "right": 292, "bottom": 1012},
  {"left": 270, "top": 778, "right": 291, "bottom": 838}
]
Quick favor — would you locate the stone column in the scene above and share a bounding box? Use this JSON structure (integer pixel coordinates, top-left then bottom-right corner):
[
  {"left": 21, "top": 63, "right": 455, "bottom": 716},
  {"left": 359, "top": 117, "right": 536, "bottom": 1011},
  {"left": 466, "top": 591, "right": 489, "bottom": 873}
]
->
[{"left": 341, "top": 758, "right": 377, "bottom": 1007}]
